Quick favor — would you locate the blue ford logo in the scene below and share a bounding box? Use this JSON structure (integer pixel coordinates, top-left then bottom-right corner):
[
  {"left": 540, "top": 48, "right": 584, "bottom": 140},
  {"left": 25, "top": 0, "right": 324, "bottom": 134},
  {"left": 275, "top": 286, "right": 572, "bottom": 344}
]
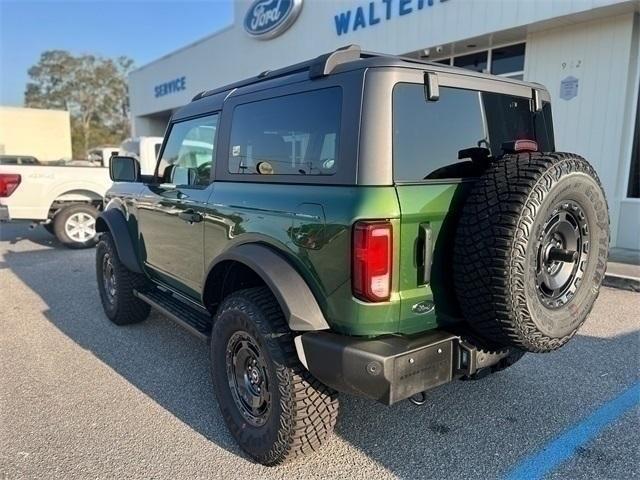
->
[{"left": 244, "top": 0, "right": 303, "bottom": 40}]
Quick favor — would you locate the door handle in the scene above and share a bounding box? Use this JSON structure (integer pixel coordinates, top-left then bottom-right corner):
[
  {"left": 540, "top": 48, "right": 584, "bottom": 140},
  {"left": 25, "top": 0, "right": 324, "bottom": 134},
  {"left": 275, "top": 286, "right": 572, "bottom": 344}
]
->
[
  {"left": 418, "top": 223, "right": 433, "bottom": 284},
  {"left": 178, "top": 209, "right": 203, "bottom": 224}
]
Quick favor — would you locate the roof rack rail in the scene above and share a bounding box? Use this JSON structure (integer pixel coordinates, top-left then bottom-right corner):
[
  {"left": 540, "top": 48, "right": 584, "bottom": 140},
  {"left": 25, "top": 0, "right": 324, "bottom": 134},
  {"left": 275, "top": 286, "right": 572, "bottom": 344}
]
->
[
  {"left": 192, "top": 44, "right": 367, "bottom": 102},
  {"left": 308, "top": 44, "right": 362, "bottom": 79}
]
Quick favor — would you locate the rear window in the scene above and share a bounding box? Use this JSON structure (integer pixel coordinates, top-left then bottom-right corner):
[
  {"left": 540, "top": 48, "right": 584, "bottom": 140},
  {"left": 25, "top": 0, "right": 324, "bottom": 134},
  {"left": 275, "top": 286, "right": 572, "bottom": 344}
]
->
[
  {"left": 393, "top": 84, "right": 555, "bottom": 182},
  {"left": 228, "top": 88, "right": 341, "bottom": 176}
]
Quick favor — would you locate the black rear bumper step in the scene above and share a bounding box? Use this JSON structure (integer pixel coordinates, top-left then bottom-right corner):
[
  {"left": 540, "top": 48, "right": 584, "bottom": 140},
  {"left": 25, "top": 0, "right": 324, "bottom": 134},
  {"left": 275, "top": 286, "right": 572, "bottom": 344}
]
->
[
  {"left": 299, "top": 330, "right": 517, "bottom": 405},
  {"left": 135, "top": 288, "right": 211, "bottom": 340}
]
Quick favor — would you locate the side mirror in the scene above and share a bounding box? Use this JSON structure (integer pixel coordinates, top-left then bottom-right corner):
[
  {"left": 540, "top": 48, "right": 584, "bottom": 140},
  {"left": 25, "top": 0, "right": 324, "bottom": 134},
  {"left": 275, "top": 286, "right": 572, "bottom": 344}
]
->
[{"left": 110, "top": 156, "right": 140, "bottom": 182}]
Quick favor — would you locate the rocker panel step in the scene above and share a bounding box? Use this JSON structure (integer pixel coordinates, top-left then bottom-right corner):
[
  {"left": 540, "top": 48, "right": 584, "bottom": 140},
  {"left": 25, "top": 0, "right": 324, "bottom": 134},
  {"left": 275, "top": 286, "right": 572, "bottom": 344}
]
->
[{"left": 135, "top": 288, "right": 211, "bottom": 340}]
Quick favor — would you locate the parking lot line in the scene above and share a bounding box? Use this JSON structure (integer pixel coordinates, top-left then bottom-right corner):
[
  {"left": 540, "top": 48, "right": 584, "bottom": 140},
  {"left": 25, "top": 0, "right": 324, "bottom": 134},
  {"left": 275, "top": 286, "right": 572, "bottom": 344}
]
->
[{"left": 505, "top": 381, "right": 640, "bottom": 480}]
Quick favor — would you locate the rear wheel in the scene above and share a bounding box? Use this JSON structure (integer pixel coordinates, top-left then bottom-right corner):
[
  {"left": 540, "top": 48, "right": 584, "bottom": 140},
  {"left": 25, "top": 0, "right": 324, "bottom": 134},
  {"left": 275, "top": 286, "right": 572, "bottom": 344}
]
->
[
  {"left": 210, "top": 287, "right": 339, "bottom": 465},
  {"left": 454, "top": 153, "right": 609, "bottom": 352},
  {"left": 53, "top": 204, "right": 99, "bottom": 249}
]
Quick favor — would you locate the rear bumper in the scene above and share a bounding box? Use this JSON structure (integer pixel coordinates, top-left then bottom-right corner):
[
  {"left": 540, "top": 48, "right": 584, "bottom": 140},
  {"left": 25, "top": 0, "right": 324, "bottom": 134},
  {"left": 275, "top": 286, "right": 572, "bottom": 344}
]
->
[
  {"left": 296, "top": 330, "right": 517, "bottom": 405},
  {"left": 0, "top": 205, "right": 10, "bottom": 221}
]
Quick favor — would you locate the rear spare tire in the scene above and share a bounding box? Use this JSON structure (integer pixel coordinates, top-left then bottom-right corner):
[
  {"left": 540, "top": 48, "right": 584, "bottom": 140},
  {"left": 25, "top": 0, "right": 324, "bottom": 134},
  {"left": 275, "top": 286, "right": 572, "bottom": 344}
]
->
[{"left": 454, "top": 152, "right": 609, "bottom": 352}]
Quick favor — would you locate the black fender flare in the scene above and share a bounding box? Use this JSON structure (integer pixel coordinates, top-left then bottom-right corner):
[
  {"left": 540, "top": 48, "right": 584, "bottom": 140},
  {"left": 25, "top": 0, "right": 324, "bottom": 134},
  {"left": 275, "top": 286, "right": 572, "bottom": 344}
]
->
[
  {"left": 95, "top": 209, "right": 142, "bottom": 274},
  {"left": 206, "top": 244, "right": 330, "bottom": 331}
]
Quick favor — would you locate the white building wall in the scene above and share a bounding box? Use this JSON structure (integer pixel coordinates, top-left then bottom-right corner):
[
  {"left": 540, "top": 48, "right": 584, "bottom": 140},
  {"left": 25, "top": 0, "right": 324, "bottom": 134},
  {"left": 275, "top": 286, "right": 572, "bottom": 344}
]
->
[
  {"left": 129, "top": 0, "right": 634, "bottom": 118},
  {"left": 524, "top": 12, "right": 638, "bottom": 248},
  {"left": 0, "top": 106, "right": 72, "bottom": 161}
]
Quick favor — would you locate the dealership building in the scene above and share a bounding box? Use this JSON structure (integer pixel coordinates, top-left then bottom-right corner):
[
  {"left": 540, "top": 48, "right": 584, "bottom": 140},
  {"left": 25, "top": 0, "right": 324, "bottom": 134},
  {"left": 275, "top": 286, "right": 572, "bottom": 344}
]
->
[{"left": 129, "top": 0, "right": 640, "bottom": 250}]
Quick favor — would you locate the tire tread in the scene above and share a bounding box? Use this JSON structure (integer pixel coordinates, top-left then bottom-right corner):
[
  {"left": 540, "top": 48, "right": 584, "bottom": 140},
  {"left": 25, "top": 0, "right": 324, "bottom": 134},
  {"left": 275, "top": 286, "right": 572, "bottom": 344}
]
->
[{"left": 453, "top": 152, "right": 608, "bottom": 352}]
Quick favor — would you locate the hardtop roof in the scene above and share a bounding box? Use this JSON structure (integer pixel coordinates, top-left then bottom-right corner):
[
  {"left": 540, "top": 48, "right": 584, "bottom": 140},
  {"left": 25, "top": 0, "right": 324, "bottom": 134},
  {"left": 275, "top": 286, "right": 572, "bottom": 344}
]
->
[{"left": 176, "top": 45, "right": 545, "bottom": 121}]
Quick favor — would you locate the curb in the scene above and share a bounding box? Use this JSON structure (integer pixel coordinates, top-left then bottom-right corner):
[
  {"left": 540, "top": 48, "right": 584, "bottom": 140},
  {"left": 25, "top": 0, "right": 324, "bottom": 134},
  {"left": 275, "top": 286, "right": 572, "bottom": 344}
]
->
[{"left": 603, "top": 273, "right": 640, "bottom": 292}]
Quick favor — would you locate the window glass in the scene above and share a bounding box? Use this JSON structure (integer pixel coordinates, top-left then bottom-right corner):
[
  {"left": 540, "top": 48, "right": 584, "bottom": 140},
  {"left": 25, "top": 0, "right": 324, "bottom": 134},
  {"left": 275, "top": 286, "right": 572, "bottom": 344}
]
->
[
  {"left": 491, "top": 43, "right": 526, "bottom": 75},
  {"left": 393, "top": 84, "right": 556, "bottom": 182},
  {"left": 453, "top": 51, "right": 488, "bottom": 73},
  {"left": 482, "top": 92, "right": 535, "bottom": 155},
  {"left": 535, "top": 102, "right": 555, "bottom": 153},
  {"left": 156, "top": 114, "right": 218, "bottom": 186},
  {"left": 228, "top": 88, "right": 341, "bottom": 176},
  {"left": 393, "top": 84, "right": 487, "bottom": 181},
  {"left": 434, "top": 58, "right": 451, "bottom": 65}
]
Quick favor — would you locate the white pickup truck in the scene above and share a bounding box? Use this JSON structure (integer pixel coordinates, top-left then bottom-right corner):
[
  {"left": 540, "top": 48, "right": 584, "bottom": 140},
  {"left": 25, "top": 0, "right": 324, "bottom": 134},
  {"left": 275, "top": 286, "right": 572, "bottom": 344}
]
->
[{"left": 0, "top": 136, "right": 162, "bottom": 248}]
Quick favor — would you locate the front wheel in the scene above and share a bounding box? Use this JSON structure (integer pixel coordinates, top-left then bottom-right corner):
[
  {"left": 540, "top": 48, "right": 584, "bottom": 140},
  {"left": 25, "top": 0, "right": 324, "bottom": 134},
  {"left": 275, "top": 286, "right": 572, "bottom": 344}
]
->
[
  {"left": 210, "top": 287, "right": 339, "bottom": 465},
  {"left": 96, "top": 232, "right": 150, "bottom": 325}
]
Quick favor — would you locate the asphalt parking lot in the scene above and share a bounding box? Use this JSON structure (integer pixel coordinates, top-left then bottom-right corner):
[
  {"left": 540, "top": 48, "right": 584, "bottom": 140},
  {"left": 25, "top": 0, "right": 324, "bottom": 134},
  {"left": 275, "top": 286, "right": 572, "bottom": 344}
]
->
[{"left": 1, "top": 222, "right": 638, "bottom": 480}]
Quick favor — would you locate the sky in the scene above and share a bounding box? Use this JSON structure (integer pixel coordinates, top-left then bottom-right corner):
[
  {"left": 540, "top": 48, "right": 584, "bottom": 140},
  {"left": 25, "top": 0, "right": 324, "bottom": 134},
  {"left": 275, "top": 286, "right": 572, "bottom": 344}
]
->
[{"left": 0, "top": 0, "right": 234, "bottom": 106}]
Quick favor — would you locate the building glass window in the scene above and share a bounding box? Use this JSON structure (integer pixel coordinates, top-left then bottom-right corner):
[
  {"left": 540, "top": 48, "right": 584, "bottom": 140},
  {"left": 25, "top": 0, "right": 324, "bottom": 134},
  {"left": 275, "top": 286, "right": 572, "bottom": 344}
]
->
[
  {"left": 453, "top": 51, "right": 488, "bottom": 73},
  {"left": 491, "top": 43, "right": 526, "bottom": 76},
  {"left": 436, "top": 43, "right": 526, "bottom": 78}
]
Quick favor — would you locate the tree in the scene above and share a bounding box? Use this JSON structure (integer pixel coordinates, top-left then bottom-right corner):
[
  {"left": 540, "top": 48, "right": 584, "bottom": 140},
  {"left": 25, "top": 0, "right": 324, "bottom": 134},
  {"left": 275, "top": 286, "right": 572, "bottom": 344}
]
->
[{"left": 25, "top": 51, "right": 134, "bottom": 158}]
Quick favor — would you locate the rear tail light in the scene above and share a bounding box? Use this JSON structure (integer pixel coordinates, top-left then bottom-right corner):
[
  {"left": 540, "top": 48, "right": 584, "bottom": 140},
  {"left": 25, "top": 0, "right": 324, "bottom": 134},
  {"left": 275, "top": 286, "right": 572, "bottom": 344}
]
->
[
  {"left": 352, "top": 221, "right": 392, "bottom": 302},
  {"left": 0, "top": 174, "right": 21, "bottom": 197},
  {"left": 502, "top": 139, "right": 539, "bottom": 153}
]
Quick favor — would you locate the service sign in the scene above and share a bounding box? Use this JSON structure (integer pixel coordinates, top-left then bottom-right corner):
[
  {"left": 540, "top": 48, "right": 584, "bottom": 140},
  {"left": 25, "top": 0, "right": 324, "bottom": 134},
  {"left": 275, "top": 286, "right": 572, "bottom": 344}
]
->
[{"left": 244, "top": 0, "right": 303, "bottom": 40}]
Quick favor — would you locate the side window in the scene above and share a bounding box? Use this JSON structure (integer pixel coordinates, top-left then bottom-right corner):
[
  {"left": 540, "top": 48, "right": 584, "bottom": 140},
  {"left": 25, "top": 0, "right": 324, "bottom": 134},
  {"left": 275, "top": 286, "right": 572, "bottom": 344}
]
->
[
  {"left": 156, "top": 114, "right": 218, "bottom": 187},
  {"left": 228, "top": 88, "right": 341, "bottom": 176},
  {"left": 393, "top": 84, "right": 487, "bottom": 181}
]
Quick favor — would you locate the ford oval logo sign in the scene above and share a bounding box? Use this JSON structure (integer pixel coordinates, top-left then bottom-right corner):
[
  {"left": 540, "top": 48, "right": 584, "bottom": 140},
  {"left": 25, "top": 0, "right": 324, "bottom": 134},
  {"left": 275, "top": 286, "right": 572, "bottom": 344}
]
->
[{"left": 244, "top": 0, "right": 303, "bottom": 40}]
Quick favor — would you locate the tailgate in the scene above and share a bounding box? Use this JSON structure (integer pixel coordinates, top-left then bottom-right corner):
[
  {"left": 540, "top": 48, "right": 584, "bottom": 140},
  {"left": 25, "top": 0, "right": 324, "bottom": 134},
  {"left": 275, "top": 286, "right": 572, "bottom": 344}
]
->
[{"left": 394, "top": 183, "right": 471, "bottom": 334}]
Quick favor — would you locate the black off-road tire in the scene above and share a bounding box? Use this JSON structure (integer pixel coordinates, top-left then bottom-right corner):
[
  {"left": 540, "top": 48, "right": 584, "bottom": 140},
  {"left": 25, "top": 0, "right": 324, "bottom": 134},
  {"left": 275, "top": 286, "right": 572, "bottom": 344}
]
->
[
  {"left": 53, "top": 204, "right": 99, "bottom": 249},
  {"left": 210, "top": 287, "right": 339, "bottom": 466},
  {"left": 96, "top": 232, "right": 150, "bottom": 325},
  {"left": 454, "top": 152, "right": 609, "bottom": 353}
]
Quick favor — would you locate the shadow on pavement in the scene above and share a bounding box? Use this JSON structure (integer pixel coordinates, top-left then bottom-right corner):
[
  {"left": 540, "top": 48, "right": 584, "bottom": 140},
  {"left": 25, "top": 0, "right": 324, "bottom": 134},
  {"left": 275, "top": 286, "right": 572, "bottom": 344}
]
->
[
  {"left": 0, "top": 222, "right": 62, "bottom": 248},
  {"left": 2, "top": 240, "right": 638, "bottom": 478}
]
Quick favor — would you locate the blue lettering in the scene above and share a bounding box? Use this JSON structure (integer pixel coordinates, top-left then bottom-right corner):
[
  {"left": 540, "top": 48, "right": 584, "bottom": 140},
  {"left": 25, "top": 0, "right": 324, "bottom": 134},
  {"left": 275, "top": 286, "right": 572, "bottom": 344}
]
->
[
  {"left": 334, "top": 10, "right": 351, "bottom": 35},
  {"left": 399, "top": 0, "right": 412, "bottom": 15},
  {"left": 381, "top": 0, "right": 392, "bottom": 20},
  {"left": 353, "top": 6, "right": 366, "bottom": 30},
  {"left": 154, "top": 77, "right": 187, "bottom": 98},
  {"left": 368, "top": 2, "right": 380, "bottom": 25},
  {"left": 334, "top": 0, "right": 452, "bottom": 36}
]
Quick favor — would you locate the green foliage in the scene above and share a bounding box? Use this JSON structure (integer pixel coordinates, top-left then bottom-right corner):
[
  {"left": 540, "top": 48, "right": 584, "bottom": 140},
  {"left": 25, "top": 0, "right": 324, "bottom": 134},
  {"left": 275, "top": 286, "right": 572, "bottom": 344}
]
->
[{"left": 25, "top": 50, "right": 134, "bottom": 158}]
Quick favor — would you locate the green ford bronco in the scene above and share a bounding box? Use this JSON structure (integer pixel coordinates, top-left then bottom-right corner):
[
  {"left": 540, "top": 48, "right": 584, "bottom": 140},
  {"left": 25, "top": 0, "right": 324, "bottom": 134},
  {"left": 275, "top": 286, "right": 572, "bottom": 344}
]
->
[{"left": 96, "top": 45, "right": 609, "bottom": 465}]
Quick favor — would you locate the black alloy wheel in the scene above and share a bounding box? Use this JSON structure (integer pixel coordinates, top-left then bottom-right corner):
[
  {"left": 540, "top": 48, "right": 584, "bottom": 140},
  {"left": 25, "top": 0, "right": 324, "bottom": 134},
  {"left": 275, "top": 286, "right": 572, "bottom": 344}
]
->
[{"left": 535, "top": 201, "right": 589, "bottom": 309}]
